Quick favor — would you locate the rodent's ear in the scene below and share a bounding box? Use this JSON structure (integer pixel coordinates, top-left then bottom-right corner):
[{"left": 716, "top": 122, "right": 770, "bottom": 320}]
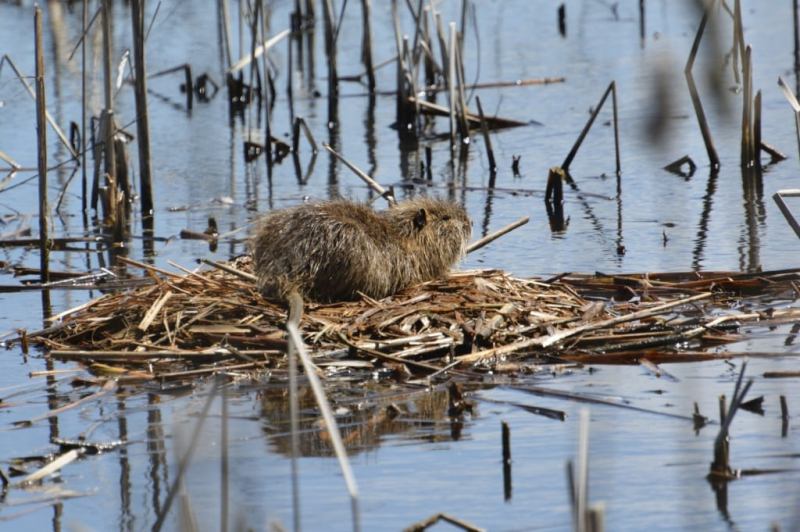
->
[{"left": 413, "top": 208, "right": 428, "bottom": 230}]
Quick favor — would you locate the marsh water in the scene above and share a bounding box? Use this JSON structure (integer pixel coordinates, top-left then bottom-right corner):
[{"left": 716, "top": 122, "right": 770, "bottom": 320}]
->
[{"left": 1, "top": 0, "right": 800, "bottom": 530}]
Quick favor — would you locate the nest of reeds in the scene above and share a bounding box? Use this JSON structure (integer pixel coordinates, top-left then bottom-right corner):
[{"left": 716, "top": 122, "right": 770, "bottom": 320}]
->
[{"left": 18, "top": 258, "right": 800, "bottom": 384}]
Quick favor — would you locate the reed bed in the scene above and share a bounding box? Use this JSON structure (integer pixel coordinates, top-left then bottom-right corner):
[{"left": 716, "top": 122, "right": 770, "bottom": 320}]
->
[{"left": 15, "top": 258, "right": 800, "bottom": 387}]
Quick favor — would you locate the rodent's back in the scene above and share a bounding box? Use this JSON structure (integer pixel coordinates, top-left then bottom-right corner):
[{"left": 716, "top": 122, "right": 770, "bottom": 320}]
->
[{"left": 252, "top": 198, "right": 471, "bottom": 302}]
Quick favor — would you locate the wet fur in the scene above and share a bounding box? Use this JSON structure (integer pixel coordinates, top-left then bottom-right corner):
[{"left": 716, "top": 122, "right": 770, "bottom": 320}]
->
[{"left": 251, "top": 198, "right": 472, "bottom": 302}]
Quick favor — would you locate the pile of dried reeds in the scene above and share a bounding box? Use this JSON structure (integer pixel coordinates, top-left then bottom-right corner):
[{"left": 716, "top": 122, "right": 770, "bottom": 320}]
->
[{"left": 12, "top": 258, "right": 800, "bottom": 386}]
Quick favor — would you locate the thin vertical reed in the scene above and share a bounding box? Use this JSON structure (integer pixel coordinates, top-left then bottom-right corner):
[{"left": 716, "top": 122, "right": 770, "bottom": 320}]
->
[
  {"left": 81, "top": 0, "right": 88, "bottom": 212},
  {"left": 287, "top": 319, "right": 301, "bottom": 532},
  {"left": 794, "top": 0, "right": 800, "bottom": 70},
  {"left": 741, "top": 45, "right": 753, "bottom": 167},
  {"left": 448, "top": 22, "right": 457, "bottom": 153},
  {"left": 101, "top": 0, "right": 116, "bottom": 184},
  {"left": 219, "top": 0, "right": 233, "bottom": 70},
  {"left": 361, "top": 0, "right": 375, "bottom": 92},
  {"left": 475, "top": 97, "right": 496, "bottom": 178},
  {"left": 287, "top": 324, "right": 361, "bottom": 532},
  {"left": 753, "top": 90, "right": 762, "bottom": 167},
  {"left": 131, "top": 0, "right": 154, "bottom": 217},
  {"left": 34, "top": 7, "right": 49, "bottom": 285},
  {"left": 260, "top": 4, "right": 273, "bottom": 169}
]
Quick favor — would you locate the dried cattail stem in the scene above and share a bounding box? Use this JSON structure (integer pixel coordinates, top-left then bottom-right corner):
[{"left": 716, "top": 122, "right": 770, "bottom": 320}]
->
[
  {"left": 685, "top": 7, "right": 720, "bottom": 171},
  {"left": 131, "top": 0, "right": 154, "bottom": 217},
  {"left": 34, "top": 7, "right": 49, "bottom": 284},
  {"left": 360, "top": 0, "right": 375, "bottom": 92}
]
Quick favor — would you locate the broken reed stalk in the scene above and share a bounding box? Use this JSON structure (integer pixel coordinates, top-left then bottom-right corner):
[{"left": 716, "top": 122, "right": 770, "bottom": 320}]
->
[
  {"left": 322, "top": 143, "right": 396, "bottom": 205},
  {"left": 741, "top": 45, "right": 754, "bottom": 168},
  {"left": 454, "top": 32, "right": 470, "bottom": 142},
  {"left": 466, "top": 217, "right": 529, "bottom": 253},
  {"left": 475, "top": 96, "right": 496, "bottom": 178},
  {"left": 772, "top": 189, "right": 800, "bottom": 239},
  {"left": 753, "top": 90, "right": 762, "bottom": 167},
  {"left": 360, "top": 0, "right": 376, "bottom": 92},
  {"left": 81, "top": 0, "right": 88, "bottom": 212},
  {"left": 448, "top": 22, "right": 458, "bottom": 152},
  {"left": 1, "top": 56, "right": 77, "bottom": 159},
  {"left": 561, "top": 81, "right": 621, "bottom": 177},
  {"left": 34, "top": 7, "right": 49, "bottom": 285},
  {"left": 152, "top": 385, "right": 218, "bottom": 532},
  {"left": 218, "top": 0, "right": 233, "bottom": 70},
  {"left": 131, "top": 0, "right": 154, "bottom": 218},
  {"left": 322, "top": 0, "right": 338, "bottom": 123},
  {"left": 777, "top": 76, "right": 800, "bottom": 160},
  {"left": 101, "top": 0, "right": 116, "bottom": 186},
  {"left": 709, "top": 361, "right": 753, "bottom": 480},
  {"left": 685, "top": 7, "right": 721, "bottom": 171},
  {"left": 287, "top": 324, "right": 361, "bottom": 532},
  {"left": 259, "top": 6, "right": 273, "bottom": 169}
]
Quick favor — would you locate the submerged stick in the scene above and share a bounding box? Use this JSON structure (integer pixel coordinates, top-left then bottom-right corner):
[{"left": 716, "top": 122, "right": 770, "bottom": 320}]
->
[{"left": 34, "top": 7, "right": 49, "bottom": 285}]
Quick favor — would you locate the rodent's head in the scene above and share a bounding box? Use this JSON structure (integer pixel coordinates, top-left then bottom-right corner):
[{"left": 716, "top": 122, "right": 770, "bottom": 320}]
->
[{"left": 384, "top": 198, "right": 472, "bottom": 273}]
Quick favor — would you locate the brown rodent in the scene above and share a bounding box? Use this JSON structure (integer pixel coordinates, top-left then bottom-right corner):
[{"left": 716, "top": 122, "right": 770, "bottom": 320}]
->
[{"left": 251, "top": 197, "right": 472, "bottom": 302}]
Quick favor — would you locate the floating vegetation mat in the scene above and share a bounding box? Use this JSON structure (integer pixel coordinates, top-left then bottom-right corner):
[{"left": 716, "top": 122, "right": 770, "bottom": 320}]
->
[{"left": 13, "top": 259, "right": 800, "bottom": 385}]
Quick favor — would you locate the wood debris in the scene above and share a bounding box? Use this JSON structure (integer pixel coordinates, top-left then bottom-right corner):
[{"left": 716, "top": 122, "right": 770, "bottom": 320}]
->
[{"left": 10, "top": 258, "right": 800, "bottom": 386}]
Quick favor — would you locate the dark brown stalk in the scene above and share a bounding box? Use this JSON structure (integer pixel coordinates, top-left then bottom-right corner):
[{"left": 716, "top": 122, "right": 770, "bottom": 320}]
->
[
  {"left": 131, "top": 0, "right": 154, "bottom": 217},
  {"left": 360, "top": 0, "right": 375, "bottom": 92},
  {"left": 81, "top": 0, "right": 88, "bottom": 212},
  {"left": 101, "top": 0, "right": 116, "bottom": 185},
  {"left": 475, "top": 96, "right": 496, "bottom": 179},
  {"left": 741, "top": 45, "right": 753, "bottom": 167},
  {"left": 685, "top": 8, "right": 720, "bottom": 171},
  {"left": 34, "top": 7, "right": 49, "bottom": 284},
  {"left": 561, "top": 81, "right": 621, "bottom": 177},
  {"left": 753, "top": 89, "right": 762, "bottom": 168}
]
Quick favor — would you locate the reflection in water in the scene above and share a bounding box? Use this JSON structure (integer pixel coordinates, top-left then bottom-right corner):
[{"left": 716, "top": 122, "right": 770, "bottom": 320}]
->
[
  {"left": 116, "top": 398, "right": 134, "bottom": 531},
  {"left": 259, "top": 387, "right": 471, "bottom": 458},
  {"left": 692, "top": 169, "right": 718, "bottom": 270},
  {"left": 739, "top": 167, "right": 765, "bottom": 272},
  {"left": 147, "top": 394, "right": 168, "bottom": 524},
  {"left": 481, "top": 187, "right": 495, "bottom": 239},
  {"left": 364, "top": 94, "right": 378, "bottom": 177}
]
